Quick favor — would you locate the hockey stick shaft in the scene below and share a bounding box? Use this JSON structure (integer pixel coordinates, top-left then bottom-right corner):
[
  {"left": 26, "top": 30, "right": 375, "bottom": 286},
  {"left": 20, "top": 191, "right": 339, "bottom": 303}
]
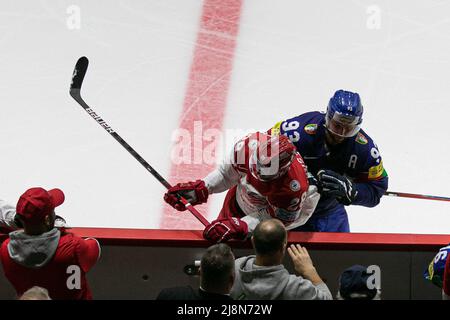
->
[
  {"left": 69, "top": 57, "right": 209, "bottom": 227},
  {"left": 385, "top": 191, "right": 450, "bottom": 202}
]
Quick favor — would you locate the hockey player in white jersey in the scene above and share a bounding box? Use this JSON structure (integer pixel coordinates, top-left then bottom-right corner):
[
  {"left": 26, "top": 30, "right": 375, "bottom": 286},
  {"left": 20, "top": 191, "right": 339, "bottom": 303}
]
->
[{"left": 164, "top": 132, "right": 320, "bottom": 242}]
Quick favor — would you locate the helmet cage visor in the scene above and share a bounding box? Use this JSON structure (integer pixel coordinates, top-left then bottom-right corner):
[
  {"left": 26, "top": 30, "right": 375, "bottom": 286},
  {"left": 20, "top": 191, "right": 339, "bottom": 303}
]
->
[{"left": 325, "top": 112, "right": 362, "bottom": 138}]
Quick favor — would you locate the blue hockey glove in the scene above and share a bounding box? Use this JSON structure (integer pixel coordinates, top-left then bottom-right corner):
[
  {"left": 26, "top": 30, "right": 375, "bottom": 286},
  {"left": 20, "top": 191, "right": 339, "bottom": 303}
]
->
[{"left": 317, "top": 170, "right": 357, "bottom": 205}]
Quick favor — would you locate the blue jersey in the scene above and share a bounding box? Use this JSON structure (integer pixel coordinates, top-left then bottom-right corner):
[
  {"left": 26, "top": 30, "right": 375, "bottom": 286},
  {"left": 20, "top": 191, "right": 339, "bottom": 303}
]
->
[
  {"left": 424, "top": 244, "right": 450, "bottom": 288},
  {"left": 270, "top": 111, "right": 388, "bottom": 216}
]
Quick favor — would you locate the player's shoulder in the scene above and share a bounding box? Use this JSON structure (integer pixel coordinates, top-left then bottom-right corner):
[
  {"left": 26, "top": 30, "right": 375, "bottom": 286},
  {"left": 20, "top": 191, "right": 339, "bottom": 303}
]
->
[
  {"left": 285, "top": 111, "right": 324, "bottom": 123},
  {"left": 284, "top": 154, "right": 309, "bottom": 194},
  {"left": 271, "top": 111, "right": 324, "bottom": 135},
  {"left": 349, "top": 129, "right": 387, "bottom": 178},
  {"left": 288, "top": 111, "right": 324, "bottom": 127},
  {"left": 351, "top": 128, "right": 382, "bottom": 158},
  {"left": 296, "top": 111, "right": 325, "bottom": 123},
  {"left": 271, "top": 112, "right": 325, "bottom": 146}
]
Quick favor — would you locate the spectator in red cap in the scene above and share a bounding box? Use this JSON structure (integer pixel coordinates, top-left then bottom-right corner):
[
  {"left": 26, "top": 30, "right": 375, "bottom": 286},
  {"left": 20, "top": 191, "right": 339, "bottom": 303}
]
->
[{"left": 0, "top": 187, "right": 100, "bottom": 300}]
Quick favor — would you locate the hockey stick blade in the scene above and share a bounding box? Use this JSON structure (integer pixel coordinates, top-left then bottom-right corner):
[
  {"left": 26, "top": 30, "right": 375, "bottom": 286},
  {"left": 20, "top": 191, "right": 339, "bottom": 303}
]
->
[
  {"left": 70, "top": 56, "right": 89, "bottom": 92},
  {"left": 68, "top": 57, "right": 210, "bottom": 227}
]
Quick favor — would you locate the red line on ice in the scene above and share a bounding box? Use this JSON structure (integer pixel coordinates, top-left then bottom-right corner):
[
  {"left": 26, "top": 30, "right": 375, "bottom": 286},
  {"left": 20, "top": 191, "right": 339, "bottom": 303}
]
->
[{"left": 160, "top": 0, "right": 243, "bottom": 229}]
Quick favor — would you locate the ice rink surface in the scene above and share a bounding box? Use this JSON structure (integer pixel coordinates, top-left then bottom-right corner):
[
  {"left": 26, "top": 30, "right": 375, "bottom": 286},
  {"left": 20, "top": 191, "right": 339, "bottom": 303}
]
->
[{"left": 1, "top": 0, "right": 450, "bottom": 234}]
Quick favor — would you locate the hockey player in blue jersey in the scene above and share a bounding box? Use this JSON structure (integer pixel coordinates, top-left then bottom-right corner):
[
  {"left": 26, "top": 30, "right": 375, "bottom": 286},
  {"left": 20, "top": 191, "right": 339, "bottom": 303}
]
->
[{"left": 269, "top": 90, "right": 388, "bottom": 232}]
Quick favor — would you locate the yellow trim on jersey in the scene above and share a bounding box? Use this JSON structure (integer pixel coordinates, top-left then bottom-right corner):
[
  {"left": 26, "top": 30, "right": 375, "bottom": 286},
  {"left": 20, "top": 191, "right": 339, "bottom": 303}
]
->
[
  {"left": 427, "top": 260, "right": 434, "bottom": 280},
  {"left": 271, "top": 121, "right": 282, "bottom": 135},
  {"left": 368, "top": 161, "right": 384, "bottom": 180}
]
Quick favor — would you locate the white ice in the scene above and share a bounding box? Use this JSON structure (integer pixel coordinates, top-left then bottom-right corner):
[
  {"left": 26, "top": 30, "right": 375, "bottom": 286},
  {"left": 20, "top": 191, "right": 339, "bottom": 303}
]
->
[{"left": 1, "top": 0, "right": 450, "bottom": 234}]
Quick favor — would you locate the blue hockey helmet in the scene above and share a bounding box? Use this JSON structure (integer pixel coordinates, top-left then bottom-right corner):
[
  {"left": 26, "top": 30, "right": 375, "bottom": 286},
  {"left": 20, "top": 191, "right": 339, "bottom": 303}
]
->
[{"left": 325, "top": 90, "right": 363, "bottom": 138}]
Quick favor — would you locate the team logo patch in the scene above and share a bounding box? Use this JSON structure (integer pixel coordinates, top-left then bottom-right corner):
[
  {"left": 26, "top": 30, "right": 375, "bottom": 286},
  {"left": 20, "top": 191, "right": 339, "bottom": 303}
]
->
[
  {"left": 304, "top": 124, "right": 318, "bottom": 135},
  {"left": 355, "top": 132, "right": 368, "bottom": 145},
  {"left": 290, "top": 180, "right": 301, "bottom": 192}
]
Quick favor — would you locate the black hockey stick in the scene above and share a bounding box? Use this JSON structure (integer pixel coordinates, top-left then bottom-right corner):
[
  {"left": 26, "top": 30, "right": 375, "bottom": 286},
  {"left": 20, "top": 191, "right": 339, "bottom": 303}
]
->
[{"left": 69, "top": 56, "right": 209, "bottom": 227}]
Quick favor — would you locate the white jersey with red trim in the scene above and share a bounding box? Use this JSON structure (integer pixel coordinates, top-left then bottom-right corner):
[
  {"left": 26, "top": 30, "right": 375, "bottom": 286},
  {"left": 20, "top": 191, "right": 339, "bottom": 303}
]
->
[{"left": 204, "top": 132, "right": 320, "bottom": 231}]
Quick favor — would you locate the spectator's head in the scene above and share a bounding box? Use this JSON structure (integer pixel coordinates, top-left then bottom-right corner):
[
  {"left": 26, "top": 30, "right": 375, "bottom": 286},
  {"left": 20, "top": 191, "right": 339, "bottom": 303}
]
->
[
  {"left": 16, "top": 187, "right": 65, "bottom": 235},
  {"left": 252, "top": 219, "right": 287, "bottom": 265},
  {"left": 200, "top": 243, "right": 235, "bottom": 295},
  {"left": 19, "top": 286, "right": 51, "bottom": 300},
  {"left": 337, "top": 265, "right": 380, "bottom": 300}
]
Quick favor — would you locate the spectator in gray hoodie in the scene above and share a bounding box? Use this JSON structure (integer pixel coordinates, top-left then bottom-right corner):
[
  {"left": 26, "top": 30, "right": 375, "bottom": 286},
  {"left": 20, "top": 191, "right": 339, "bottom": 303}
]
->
[{"left": 231, "top": 219, "right": 332, "bottom": 300}]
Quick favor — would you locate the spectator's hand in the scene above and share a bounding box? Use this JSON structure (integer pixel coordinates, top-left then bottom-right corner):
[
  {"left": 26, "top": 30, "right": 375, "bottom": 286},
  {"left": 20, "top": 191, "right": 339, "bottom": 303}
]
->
[
  {"left": 203, "top": 217, "right": 248, "bottom": 243},
  {"left": 288, "top": 244, "right": 324, "bottom": 285},
  {"left": 163, "top": 180, "right": 209, "bottom": 211},
  {"left": 288, "top": 244, "right": 318, "bottom": 278}
]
